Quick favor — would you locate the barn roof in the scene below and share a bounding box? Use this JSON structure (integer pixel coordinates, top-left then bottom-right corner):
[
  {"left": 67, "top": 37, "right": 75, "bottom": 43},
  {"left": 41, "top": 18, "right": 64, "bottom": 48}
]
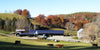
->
[
  {"left": 77, "top": 28, "right": 84, "bottom": 34},
  {"left": 26, "top": 30, "right": 64, "bottom": 33},
  {"left": 36, "top": 30, "right": 64, "bottom": 33}
]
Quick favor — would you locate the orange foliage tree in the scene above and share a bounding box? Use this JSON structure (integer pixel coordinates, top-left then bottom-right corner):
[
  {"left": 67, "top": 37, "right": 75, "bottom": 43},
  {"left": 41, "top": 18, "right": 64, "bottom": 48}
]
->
[
  {"left": 14, "top": 9, "right": 22, "bottom": 15},
  {"left": 22, "top": 9, "right": 30, "bottom": 17},
  {"left": 34, "top": 14, "right": 45, "bottom": 25}
]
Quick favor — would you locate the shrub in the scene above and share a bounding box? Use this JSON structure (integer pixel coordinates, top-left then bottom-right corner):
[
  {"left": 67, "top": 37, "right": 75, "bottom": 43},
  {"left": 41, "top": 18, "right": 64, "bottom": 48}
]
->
[{"left": 72, "top": 36, "right": 78, "bottom": 39}]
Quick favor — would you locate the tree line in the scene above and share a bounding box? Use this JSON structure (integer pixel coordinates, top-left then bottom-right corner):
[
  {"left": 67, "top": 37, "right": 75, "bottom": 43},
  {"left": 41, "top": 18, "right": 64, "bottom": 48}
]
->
[
  {"left": 14, "top": 9, "right": 30, "bottom": 17},
  {"left": 34, "top": 13, "right": 97, "bottom": 31},
  {"left": 14, "top": 9, "right": 97, "bottom": 31},
  {"left": 0, "top": 9, "right": 97, "bottom": 31}
]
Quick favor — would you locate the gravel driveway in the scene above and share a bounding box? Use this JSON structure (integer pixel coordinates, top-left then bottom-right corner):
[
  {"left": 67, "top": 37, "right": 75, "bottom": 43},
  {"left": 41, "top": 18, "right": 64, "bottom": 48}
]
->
[{"left": 47, "top": 36, "right": 81, "bottom": 42}]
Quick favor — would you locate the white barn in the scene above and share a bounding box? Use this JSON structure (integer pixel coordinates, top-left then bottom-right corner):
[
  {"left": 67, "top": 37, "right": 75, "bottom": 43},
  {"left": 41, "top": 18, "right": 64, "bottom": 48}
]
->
[{"left": 77, "top": 28, "right": 84, "bottom": 39}]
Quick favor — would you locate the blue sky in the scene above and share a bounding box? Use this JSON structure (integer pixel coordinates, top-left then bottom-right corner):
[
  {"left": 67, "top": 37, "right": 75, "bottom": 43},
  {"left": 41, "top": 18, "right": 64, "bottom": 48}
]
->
[{"left": 0, "top": 0, "right": 100, "bottom": 17}]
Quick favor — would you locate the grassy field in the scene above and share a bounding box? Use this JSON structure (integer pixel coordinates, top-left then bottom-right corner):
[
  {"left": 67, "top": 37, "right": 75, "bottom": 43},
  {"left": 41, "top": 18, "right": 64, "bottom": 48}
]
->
[
  {"left": 0, "top": 13, "right": 25, "bottom": 20},
  {"left": 50, "top": 28, "right": 65, "bottom": 30},
  {"left": 0, "top": 35, "right": 100, "bottom": 50},
  {"left": 0, "top": 31, "right": 12, "bottom": 34}
]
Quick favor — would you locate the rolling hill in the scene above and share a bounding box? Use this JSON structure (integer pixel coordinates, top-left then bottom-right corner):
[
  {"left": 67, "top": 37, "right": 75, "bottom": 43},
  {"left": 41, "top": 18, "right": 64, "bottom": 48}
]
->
[{"left": 0, "top": 13, "right": 25, "bottom": 20}]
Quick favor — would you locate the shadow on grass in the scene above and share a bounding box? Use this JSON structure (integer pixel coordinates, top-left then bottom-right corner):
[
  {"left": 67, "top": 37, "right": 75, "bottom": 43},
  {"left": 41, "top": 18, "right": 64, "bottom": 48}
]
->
[
  {"left": 78, "top": 46, "right": 100, "bottom": 50},
  {"left": 63, "top": 46, "right": 100, "bottom": 50},
  {"left": 0, "top": 41, "right": 60, "bottom": 50},
  {"left": 0, "top": 41, "right": 100, "bottom": 50}
]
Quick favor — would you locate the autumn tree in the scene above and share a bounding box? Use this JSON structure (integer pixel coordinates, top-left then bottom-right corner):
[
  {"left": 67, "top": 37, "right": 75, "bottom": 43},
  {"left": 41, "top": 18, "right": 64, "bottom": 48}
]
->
[
  {"left": 46, "top": 18, "right": 52, "bottom": 27},
  {"left": 22, "top": 9, "right": 30, "bottom": 17},
  {"left": 47, "top": 15, "right": 61, "bottom": 27},
  {"left": 14, "top": 9, "right": 22, "bottom": 15},
  {"left": 41, "top": 19, "right": 47, "bottom": 26},
  {"left": 75, "top": 22, "right": 84, "bottom": 30},
  {"left": 34, "top": 14, "right": 45, "bottom": 25}
]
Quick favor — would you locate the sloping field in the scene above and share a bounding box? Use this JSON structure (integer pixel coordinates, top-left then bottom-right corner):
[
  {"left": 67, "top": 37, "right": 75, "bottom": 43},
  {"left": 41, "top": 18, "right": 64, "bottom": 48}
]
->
[
  {"left": 0, "top": 13, "right": 25, "bottom": 20},
  {"left": 0, "top": 35, "right": 100, "bottom": 50}
]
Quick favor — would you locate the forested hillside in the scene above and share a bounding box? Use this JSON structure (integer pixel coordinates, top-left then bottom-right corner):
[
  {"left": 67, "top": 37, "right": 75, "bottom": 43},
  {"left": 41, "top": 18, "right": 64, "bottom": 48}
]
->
[
  {"left": 34, "top": 12, "right": 98, "bottom": 30},
  {"left": 0, "top": 12, "right": 98, "bottom": 32}
]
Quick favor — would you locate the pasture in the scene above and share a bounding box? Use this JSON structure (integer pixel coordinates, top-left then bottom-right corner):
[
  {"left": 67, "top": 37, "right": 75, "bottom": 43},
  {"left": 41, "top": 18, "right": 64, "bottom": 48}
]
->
[{"left": 0, "top": 35, "right": 100, "bottom": 50}]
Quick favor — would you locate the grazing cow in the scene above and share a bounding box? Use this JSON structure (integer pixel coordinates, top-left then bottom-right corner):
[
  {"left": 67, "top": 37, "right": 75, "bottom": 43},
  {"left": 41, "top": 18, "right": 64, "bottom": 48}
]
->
[
  {"left": 37, "top": 37, "right": 43, "bottom": 40},
  {"left": 56, "top": 44, "right": 64, "bottom": 48},
  {"left": 47, "top": 44, "right": 54, "bottom": 47},
  {"left": 14, "top": 40, "right": 21, "bottom": 45}
]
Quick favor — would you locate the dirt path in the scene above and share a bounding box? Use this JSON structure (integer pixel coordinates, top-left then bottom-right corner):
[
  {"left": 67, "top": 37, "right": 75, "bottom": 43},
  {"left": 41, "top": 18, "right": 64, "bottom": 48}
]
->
[
  {"left": 0, "top": 33, "right": 37, "bottom": 39},
  {"left": 0, "top": 33, "right": 15, "bottom": 37},
  {"left": 47, "top": 36, "right": 81, "bottom": 42}
]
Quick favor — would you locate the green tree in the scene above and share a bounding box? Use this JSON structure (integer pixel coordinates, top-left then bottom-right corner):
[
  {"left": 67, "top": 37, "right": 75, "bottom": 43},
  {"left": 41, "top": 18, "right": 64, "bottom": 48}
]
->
[
  {"left": 0, "top": 18, "right": 4, "bottom": 30},
  {"left": 5, "top": 18, "right": 12, "bottom": 31},
  {"left": 11, "top": 17, "right": 17, "bottom": 31}
]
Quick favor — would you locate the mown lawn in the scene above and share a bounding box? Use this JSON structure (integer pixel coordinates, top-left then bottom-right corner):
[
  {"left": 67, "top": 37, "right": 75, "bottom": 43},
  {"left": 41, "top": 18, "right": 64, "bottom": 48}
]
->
[
  {"left": 0, "top": 31, "right": 12, "bottom": 34},
  {"left": 0, "top": 35, "right": 100, "bottom": 50}
]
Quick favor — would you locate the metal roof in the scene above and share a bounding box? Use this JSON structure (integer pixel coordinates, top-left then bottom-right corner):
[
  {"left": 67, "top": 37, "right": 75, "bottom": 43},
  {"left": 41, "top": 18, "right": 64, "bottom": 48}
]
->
[
  {"left": 26, "top": 30, "right": 64, "bottom": 33},
  {"left": 36, "top": 30, "right": 64, "bottom": 33},
  {"left": 18, "top": 30, "right": 64, "bottom": 35}
]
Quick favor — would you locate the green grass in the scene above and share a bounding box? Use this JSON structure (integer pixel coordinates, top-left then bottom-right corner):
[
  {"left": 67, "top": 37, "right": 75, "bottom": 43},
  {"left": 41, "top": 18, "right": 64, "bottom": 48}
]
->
[
  {"left": 0, "top": 35, "right": 100, "bottom": 50},
  {"left": 72, "top": 36, "right": 78, "bottom": 39},
  {"left": 49, "top": 28, "right": 65, "bottom": 30},
  {"left": 0, "top": 31, "right": 12, "bottom": 34},
  {"left": 0, "top": 13, "right": 25, "bottom": 20},
  {"left": 64, "top": 30, "right": 77, "bottom": 36}
]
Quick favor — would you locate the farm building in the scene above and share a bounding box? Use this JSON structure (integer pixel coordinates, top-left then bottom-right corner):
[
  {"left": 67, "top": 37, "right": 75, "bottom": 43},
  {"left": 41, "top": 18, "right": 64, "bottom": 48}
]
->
[
  {"left": 77, "top": 28, "right": 84, "bottom": 39},
  {"left": 34, "top": 30, "right": 64, "bottom": 35},
  {"left": 16, "top": 30, "right": 64, "bottom": 36},
  {"left": 77, "top": 28, "right": 89, "bottom": 39}
]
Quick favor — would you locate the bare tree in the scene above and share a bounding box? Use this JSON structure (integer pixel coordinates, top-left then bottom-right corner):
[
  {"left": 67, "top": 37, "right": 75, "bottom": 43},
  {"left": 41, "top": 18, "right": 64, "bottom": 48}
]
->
[
  {"left": 5, "top": 18, "right": 12, "bottom": 31},
  {"left": 15, "top": 18, "right": 30, "bottom": 29},
  {"left": 83, "top": 13, "right": 100, "bottom": 46},
  {"left": 65, "top": 22, "right": 75, "bottom": 30}
]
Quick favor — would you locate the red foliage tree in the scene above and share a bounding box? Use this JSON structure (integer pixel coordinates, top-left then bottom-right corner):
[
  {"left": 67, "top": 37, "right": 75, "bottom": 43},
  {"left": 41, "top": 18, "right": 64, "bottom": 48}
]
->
[
  {"left": 34, "top": 14, "right": 45, "bottom": 25},
  {"left": 41, "top": 19, "right": 48, "bottom": 26},
  {"left": 14, "top": 9, "right": 22, "bottom": 15},
  {"left": 22, "top": 9, "right": 30, "bottom": 17}
]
